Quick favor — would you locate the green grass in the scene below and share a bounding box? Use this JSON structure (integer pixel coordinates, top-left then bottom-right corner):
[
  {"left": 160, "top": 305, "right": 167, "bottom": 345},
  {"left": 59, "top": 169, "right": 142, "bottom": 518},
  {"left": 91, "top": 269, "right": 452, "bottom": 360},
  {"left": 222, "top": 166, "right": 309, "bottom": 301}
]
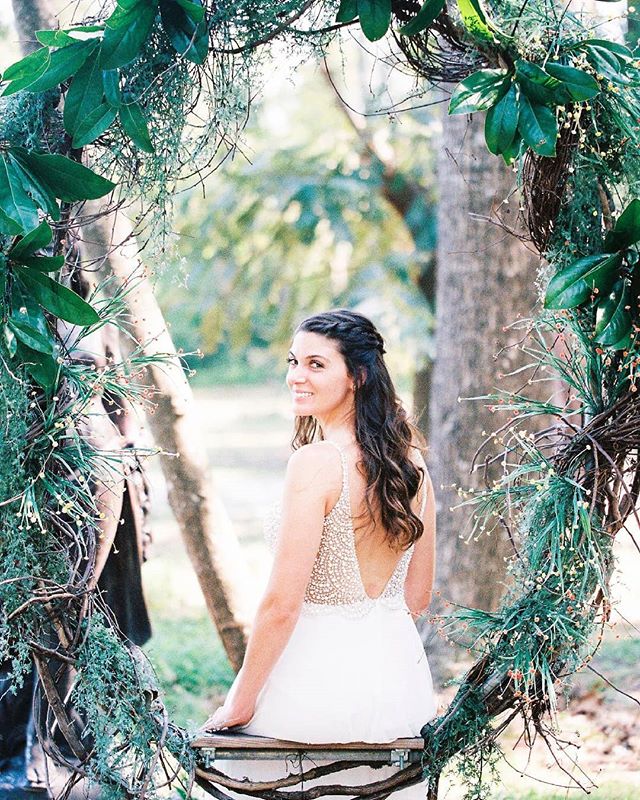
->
[
  {"left": 143, "top": 614, "right": 235, "bottom": 729},
  {"left": 493, "top": 786, "right": 639, "bottom": 800}
]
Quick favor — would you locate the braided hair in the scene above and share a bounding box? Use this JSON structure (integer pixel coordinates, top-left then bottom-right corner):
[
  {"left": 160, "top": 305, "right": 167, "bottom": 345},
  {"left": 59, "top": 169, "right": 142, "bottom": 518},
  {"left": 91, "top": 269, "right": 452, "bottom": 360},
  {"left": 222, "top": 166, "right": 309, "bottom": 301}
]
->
[{"left": 292, "top": 309, "right": 426, "bottom": 549}]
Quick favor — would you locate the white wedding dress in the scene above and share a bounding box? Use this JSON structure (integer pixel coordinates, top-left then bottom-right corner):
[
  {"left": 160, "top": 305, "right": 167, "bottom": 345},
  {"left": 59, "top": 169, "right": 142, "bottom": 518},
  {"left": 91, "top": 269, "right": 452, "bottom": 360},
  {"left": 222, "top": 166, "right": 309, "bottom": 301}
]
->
[{"left": 218, "top": 443, "right": 437, "bottom": 798}]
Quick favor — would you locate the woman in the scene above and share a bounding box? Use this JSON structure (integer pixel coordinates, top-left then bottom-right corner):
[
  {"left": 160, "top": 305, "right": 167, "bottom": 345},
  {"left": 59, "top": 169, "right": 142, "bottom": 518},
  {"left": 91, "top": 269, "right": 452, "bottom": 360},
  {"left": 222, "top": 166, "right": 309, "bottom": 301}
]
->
[{"left": 202, "top": 309, "right": 437, "bottom": 796}]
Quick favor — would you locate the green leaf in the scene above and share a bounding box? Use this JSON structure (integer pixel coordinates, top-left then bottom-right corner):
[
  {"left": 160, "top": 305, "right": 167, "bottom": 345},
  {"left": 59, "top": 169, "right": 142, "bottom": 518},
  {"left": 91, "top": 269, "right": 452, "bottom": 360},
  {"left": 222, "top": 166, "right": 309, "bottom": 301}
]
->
[
  {"left": 8, "top": 153, "right": 60, "bottom": 221},
  {"left": 0, "top": 208, "right": 23, "bottom": 236},
  {"left": 103, "top": 69, "right": 122, "bottom": 107},
  {"left": 2, "top": 47, "right": 49, "bottom": 86},
  {"left": 9, "top": 221, "right": 52, "bottom": 259},
  {"left": 603, "top": 199, "right": 640, "bottom": 253},
  {"left": 544, "top": 63, "right": 600, "bottom": 102},
  {"left": 544, "top": 252, "right": 622, "bottom": 309},
  {"left": 485, "top": 83, "right": 519, "bottom": 155},
  {"left": 22, "top": 39, "right": 98, "bottom": 94},
  {"left": 4, "top": 324, "right": 17, "bottom": 357},
  {"left": 501, "top": 135, "right": 523, "bottom": 165},
  {"left": 517, "top": 94, "right": 557, "bottom": 157},
  {"left": 15, "top": 339, "right": 58, "bottom": 391},
  {"left": 8, "top": 317, "right": 54, "bottom": 354},
  {"left": 119, "top": 102, "right": 154, "bottom": 152},
  {"left": 357, "top": 0, "right": 392, "bottom": 41},
  {"left": 515, "top": 60, "right": 568, "bottom": 106},
  {"left": 587, "top": 38, "right": 633, "bottom": 62},
  {"left": 15, "top": 266, "right": 101, "bottom": 325},
  {"left": 174, "top": 0, "right": 205, "bottom": 23},
  {"left": 336, "top": 0, "right": 358, "bottom": 21},
  {"left": 72, "top": 102, "right": 118, "bottom": 147},
  {"left": 449, "top": 68, "right": 510, "bottom": 114},
  {"left": 398, "top": 0, "right": 445, "bottom": 35},
  {"left": 63, "top": 49, "right": 104, "bottom": 136},
  {"left": 101, "top": 0, "right": 158, "bottom": 69},
  {"left": 456, "top": 0, "right": 494, "bottom": 43},
  {"left": 595, "top": 279, "right": 632, "bottom": 346},
  {"left": 35, "top": 30, "right": 76, "bottom": 47},
  {"left": 0, "top": 153, "right": 39, "bottom": 233},
  {"left": 36, "top": 25, "right": 104, "bottom": 47},
  {"left": 159, "top": 0, "right": 208, "bottom": 64},
  {"left": 19, "top": 255, "right": 65, "bottom": 271},
  {"left": 16, "top": 151, "right": 116, "bottom": 202}
]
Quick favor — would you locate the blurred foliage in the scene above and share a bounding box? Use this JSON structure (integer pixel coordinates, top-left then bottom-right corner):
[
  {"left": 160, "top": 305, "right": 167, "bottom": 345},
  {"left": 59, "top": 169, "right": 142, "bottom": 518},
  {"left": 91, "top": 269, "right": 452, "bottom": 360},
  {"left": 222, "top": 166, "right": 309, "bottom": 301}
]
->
[{"left": 157, "top": 45, "right": 438, "bottom": 383}]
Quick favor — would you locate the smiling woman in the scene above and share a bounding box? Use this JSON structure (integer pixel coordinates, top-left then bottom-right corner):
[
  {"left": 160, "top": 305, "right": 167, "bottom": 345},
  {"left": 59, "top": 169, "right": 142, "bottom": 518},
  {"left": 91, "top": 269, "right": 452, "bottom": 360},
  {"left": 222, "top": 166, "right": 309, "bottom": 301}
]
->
[{"left": 201, "top": 309, "right": 437, "bottom": 798}]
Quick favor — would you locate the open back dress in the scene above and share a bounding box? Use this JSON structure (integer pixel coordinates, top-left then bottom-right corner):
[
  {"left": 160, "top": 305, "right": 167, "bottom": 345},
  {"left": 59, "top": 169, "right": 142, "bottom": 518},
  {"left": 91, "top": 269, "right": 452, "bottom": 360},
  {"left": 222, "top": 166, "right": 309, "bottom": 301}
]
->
[{"left": 218, "top": 442, "right": 437, "bottom": 798}]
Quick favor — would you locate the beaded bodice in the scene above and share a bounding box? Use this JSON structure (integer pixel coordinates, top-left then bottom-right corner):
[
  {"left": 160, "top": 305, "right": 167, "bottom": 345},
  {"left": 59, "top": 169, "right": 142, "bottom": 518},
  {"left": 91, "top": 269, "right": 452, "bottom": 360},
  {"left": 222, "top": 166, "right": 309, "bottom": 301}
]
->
[{"left": 264, "top": 444, "right": 424, "bottom": 617}]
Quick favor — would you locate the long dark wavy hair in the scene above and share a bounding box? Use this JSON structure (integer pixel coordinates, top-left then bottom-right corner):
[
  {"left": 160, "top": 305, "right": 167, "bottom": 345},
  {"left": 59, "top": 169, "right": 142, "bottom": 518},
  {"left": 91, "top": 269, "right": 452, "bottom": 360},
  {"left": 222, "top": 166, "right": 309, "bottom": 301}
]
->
[{"left": 291, "top": 309, "right": 426, "bottom": 549}]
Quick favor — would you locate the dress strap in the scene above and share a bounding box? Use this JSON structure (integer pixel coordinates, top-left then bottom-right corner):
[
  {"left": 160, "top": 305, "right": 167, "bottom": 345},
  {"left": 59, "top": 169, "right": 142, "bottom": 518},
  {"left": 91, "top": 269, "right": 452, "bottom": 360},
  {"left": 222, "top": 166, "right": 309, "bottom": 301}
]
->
[
  {"left": 419, "top": 472, "right": 428, "bottom": 519},
  {"left": 324, "top": 441, "right": 350, "bottom": 500}
]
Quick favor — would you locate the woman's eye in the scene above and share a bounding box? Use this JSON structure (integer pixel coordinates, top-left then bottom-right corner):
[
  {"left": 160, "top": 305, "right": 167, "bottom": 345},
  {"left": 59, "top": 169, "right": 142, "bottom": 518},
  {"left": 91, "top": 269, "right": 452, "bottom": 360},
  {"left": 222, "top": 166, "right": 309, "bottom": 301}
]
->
[
  {"left": 311, "top": 361, "right": 323, "bottom": 368},
  {"left": 286, "top": 358, "right": 296, "bottom": 366}
]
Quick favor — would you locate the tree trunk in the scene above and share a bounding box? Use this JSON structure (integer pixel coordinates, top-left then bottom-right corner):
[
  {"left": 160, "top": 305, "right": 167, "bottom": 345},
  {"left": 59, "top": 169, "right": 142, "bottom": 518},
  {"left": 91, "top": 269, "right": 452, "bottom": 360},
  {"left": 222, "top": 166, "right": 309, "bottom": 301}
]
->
[
  {"left": 81, "top": 211, "right": 254, "bottom": 672},
  {"left": 425, "top": 110, "right": 544, "bottom": 677},
  {"left": 10, "top": 0, "right": 253, "bottom": 673}
]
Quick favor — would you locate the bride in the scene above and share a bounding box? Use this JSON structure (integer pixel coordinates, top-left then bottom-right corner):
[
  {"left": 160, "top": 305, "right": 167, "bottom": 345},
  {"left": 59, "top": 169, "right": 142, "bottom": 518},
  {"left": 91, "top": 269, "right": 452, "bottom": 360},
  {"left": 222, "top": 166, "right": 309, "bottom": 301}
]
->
[{"left": 202, "top": 309, "right": 437, "bottom": 796}]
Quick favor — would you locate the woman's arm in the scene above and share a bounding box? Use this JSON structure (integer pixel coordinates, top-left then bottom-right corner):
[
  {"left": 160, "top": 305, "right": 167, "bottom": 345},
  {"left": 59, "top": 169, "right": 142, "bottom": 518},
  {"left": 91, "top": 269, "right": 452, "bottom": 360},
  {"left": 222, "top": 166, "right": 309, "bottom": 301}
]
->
[
  {"left": 202, "top": 443, "right": 339, "bottom": 731},
  {"left": 404, "top": 464, "right": 436, "bottom": 619}
]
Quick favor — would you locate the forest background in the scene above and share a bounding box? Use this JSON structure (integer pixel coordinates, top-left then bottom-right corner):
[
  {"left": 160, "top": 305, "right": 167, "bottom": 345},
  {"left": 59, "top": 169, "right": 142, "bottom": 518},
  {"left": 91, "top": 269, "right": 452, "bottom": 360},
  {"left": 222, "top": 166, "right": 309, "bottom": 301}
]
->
[{"left": 1, "top": 1, "right": 639, "bottom": 798}]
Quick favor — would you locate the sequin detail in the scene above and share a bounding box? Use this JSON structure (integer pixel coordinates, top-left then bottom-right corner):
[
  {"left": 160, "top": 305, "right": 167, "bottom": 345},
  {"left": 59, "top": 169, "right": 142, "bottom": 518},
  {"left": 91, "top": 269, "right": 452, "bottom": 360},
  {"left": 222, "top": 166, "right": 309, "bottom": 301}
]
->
[{"left": 263, "top": 445, "right": 422, "bottom": 618}]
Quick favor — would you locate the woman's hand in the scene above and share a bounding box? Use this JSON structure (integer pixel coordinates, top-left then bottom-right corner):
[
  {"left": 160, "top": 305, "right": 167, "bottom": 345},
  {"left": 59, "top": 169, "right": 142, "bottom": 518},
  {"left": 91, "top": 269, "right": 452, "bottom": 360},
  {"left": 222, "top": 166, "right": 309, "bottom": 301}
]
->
[{"left": 201, "top": 696, "right": 255, "bottom": 732}]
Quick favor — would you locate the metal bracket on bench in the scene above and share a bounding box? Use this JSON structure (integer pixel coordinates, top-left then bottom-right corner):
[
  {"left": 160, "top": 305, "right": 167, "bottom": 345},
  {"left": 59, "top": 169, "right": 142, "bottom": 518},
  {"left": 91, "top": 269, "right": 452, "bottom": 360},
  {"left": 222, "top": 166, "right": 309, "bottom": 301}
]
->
[
  {"left": 389, "top": 749, "right": 410, "bottom": 769},
  {"left": 202, "top": 749, "right": 216, "bottom": 769}
]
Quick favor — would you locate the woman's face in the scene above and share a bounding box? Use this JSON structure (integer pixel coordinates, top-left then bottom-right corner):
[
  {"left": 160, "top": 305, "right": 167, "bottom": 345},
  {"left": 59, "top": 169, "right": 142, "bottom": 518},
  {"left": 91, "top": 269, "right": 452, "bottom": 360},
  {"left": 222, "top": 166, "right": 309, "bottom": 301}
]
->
[{"left": 286, "top": 331, "right": 354, "bottom": 421}]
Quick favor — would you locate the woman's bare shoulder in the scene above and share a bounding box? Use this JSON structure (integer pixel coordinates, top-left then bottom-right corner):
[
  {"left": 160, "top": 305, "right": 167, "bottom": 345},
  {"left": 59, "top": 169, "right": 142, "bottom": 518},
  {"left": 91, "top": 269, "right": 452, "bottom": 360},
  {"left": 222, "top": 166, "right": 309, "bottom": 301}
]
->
[{"left": 286, "top": 442, "right": 342, "bottom": 489}]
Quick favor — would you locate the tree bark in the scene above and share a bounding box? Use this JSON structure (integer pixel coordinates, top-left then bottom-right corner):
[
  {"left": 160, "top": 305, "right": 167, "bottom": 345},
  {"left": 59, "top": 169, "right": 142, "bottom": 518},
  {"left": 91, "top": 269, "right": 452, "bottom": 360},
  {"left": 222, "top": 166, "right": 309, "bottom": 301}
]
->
[
  {"left": 81, "top": 211, "right": 254, "bottom": 672},
  {"left": 10, "top": 0, "right": 53, "bottom": 53},
  {"left": 10, "top": 0, "right": 253, "bottom": 673},
  {"left": 425, "top": 110, "right": 545, "bottom": 677}
]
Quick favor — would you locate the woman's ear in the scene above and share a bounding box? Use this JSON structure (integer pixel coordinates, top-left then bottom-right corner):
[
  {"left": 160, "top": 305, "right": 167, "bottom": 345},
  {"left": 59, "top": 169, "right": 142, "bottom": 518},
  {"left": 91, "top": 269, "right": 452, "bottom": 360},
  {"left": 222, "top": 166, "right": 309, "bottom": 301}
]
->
[{"left": 356, "top": 367, "right": 367, "bottom": 388}]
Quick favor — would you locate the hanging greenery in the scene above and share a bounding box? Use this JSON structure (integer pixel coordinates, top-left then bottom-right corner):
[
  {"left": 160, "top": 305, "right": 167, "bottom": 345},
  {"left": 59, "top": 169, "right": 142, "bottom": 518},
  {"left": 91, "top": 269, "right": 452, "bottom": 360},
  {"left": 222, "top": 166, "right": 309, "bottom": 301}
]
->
[{"left": 1, "top": 0, "right": 639, "bottom": 798}]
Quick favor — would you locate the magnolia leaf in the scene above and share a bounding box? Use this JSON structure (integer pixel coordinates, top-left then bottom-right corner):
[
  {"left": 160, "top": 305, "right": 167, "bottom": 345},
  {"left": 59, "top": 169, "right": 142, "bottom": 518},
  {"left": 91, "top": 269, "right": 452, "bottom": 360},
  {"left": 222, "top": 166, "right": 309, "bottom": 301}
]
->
[
  {"left": 8, "top": 153, "right": 61, "bottom": 221},
  {"left": 544, "top": 252, "right": 622, "bottom": 309},
  {"left": 9, "top": 221, "right": 52, "bottom": 259},
  {"left": 515, "top": 60, "right": 569, "bottom": 106},
  {"left": 456, "top": 0, "right": 494, "bottom": 43},
  {"left": 449, "top": 68, "right": 510, "bottom": 114},
  {"left": 595, "top": 279, "right": 632, "bottom": 346},
  {"left": 14, "top": 339, "right": 58, "bottom": 391},
  {"left": 501, "top": 135, "right": 523, "bottom": 165},
  {"left": 0, "top": 153, "right": 40, "bottom": 233},
  {"left": 398, "top": 0, "right": 446, "bottom": 35},
  {"left": 36, "top": 25, "right": 104, "bottom": 47},
  {"left": 63, "top": 50, "right": 104, "bottom": 136},
  {"left": 103, "top": 69, "right": 122, "bottom": 107},
  {"left": 72, "top": 102, "right": 118, "bottom": 147},
  {"left": 517, "top": 94, "right": 557, "bottom": 157},
  {"left": 336, "top": 0, "right": 358, "bottom": 21},
  {"left": 484, "top": 83, "right": 519, "bottom": 155},
  {"left": 174, "top": 0, "right": 205, "bottom": 23},
  {"left": 15, "top": 266, "right": 101, "bottom": 325},
  {"left": 101, "top": 0, "right": 158, "bottom": 69},
  {"left": 119, "top": 102, "right": 154, "bottom": 152},
  {"left": 603, "top": 199, "right": 640, "bottom": 253},
  {"left": 16, "top": 151, "right": 116, "bottom": 202},
  {"left": 8, "top": 317, "right": 54, "bottom": 354},
  {"left": 23, "top": 40, "right": 98, "bottom": 94},
  {"left": 159, "top": 0, "right": 208, "bottom": 64},
  {"left": 1, "top": 47, "right": 50, "bottom": 95},
  {"left": 19, "top": 255, "right": 65, "bottom": 271},
  {"left": 544, "top": 63, "right": 600, "bottom": 101},
  {"left": 357, "top": 0, "right": 392, "bottom": 41}
]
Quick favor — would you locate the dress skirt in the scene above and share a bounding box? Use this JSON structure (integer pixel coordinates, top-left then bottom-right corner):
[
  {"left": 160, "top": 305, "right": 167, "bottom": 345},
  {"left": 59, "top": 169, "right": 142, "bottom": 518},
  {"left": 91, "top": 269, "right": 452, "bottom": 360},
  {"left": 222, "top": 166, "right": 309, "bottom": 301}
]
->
[{"left": 215, "top": 601, "right": 438, "bottom": 800}]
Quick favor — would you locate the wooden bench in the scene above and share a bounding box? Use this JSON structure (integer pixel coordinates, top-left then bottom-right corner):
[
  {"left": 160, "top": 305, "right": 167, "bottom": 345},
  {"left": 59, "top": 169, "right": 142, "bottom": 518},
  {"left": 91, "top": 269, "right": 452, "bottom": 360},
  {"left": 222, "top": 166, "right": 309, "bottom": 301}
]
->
[{"left": 192, "top": 732, "right": 425, "bottom": 771}]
